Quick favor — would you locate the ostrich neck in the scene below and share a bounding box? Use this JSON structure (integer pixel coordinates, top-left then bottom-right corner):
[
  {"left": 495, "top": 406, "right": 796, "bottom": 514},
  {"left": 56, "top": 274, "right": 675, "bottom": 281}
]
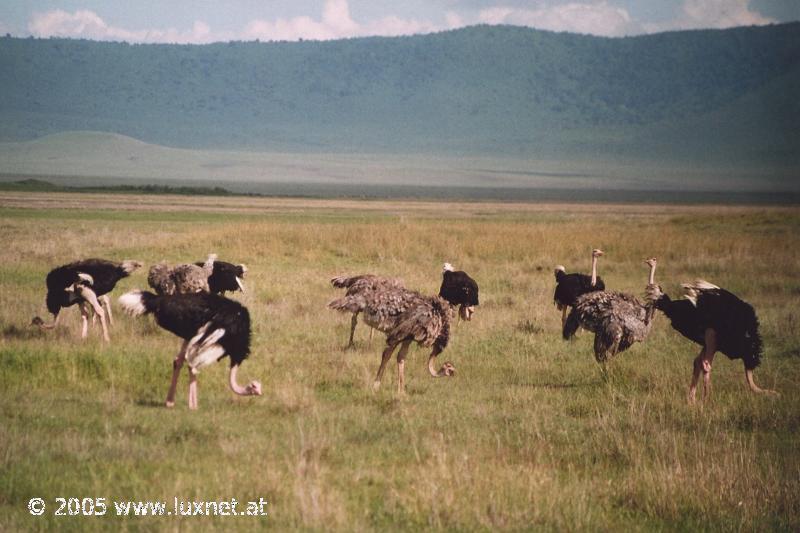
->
[
  {"left": 428, "top": 355, "right": 439, "bottom": 377},
  {"left": 590, "top": 256, "right": 598, "bottom": 286},
  {"left": 228, "top": 365, "right": 249, "bottom": 396},
  {"left": 648, "top": 263, "right": 656, "bottom": 285}
]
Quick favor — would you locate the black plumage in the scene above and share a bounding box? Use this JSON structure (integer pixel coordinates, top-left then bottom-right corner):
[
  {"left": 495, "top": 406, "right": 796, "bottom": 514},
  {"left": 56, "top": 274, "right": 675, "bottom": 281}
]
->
[
  {"left": 553, "top": 271, "right": 606, "bottom": 309},
  {"left": 121, "top": 291, "right": 251, "bottom": 367},
  {"left": 43, "top": 258, "right": 141, "bottom": 316},
  {"left": 194, "top": 260, "right": 247, "bottom": 295},
  {"left": 439, "top": 269, "right": 479, "bottom": 306},
  {"left": 645, "top": 281, "right": 775, "bottom": 400},
  {"left": 648, "top": 283, "right": 762, "bottom": 369},
  {"left": 119, "top": 290, "right": 261, "bottom": 409},
  {"left": 439, "top": 264, "right": 480, "bottom": 322},
  {"left": 33, "top": 258, "right": 142, "bottom": 341}
]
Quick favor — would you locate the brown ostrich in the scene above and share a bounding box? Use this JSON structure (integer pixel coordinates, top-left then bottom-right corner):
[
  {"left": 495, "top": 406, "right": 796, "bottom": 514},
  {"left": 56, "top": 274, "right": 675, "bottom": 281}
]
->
[
  {"left": 148, "top": 253, "right": 216, "bottom": 295},
  {"left": 330, "top": 274, "right": 404, "bottom": 348},
  {"left": 328, "top": 287, "right": 459, "bottom": 393},
  {"left": 563, "top": 258, "right": 658, "bottom": 367}
]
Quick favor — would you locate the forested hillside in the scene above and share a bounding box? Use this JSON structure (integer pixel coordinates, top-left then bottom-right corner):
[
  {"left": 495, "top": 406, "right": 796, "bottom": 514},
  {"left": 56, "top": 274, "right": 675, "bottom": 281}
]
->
[{"left": 0, "top": 23, "right": 797, "bottom": 162}]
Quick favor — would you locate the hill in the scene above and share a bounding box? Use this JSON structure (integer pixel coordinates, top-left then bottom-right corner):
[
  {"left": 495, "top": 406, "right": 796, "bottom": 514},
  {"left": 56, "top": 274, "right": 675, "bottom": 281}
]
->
[{"left": 0, "top": 24, "right": 798, "bottom": 165}]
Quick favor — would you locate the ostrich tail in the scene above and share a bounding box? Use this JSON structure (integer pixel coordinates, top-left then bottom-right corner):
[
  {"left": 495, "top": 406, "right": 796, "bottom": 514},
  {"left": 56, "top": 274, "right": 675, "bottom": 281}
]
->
[
  {"left": 118, "top": 290, "right": 158, "bottom": 317},
  {"left": 147, "top": 263, "right": 174, "bottom": 295},
  {"left": 330, "top": 275, "right": 355, "bottom": 288},
  {"left": 327, "top": 295, "right": 365, "bottom": 314},
  {"left": 563, "top": 309, "right": 581, "bottom": 340},
  {"left": 202, "top": 253, "right": 217, "bottom": 276},
  {"left": 743, "top": 313, "right": 764, "bottom": 370}
]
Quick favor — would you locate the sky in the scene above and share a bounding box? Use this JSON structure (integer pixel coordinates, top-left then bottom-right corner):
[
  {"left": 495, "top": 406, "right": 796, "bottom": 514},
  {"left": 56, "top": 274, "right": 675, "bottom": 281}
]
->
[{"left": 0, "top": 0, "right": 798, "bottom": 43}]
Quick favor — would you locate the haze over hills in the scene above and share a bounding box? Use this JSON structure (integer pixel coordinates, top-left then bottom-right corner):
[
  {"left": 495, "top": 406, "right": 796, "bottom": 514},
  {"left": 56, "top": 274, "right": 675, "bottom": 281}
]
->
[{"left": 0, "top": 23, "right": 798, "bottom": 197}]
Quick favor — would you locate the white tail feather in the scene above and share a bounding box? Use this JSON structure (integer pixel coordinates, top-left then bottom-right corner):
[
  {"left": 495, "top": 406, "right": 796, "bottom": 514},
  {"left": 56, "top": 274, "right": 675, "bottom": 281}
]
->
[{"left": 118, "top": 291, "right": 147, "bottom": 316}]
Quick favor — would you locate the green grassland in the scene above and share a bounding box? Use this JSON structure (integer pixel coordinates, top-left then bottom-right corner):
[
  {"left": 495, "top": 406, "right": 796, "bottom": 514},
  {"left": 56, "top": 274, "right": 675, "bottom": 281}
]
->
[{"left": 1, "top": 194, "right": 799, "bottom": 531}]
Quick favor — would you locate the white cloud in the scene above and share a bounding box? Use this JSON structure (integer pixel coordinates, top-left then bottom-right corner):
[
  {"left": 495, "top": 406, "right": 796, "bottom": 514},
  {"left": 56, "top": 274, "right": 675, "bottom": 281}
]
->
[
  {"left": 478, "top": 2, "right": 635, "bottom": 37},
  {"left": 23, "top": 0, "right": 780, "bottom": 44},
  {"left": 242, "top": 0, "right": 436, "bottom": 41},
  {"left": 28, "top": 9, "right": 222, "bottom": 43},
  {"left": 644, "top": 0, "right": 775, "bottom": 33}
]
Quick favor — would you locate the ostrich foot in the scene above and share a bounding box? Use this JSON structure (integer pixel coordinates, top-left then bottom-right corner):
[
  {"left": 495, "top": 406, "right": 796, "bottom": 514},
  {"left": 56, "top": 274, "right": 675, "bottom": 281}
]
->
[
  {"left": 372, "top": 381, "right": 381, "bottom": 392},
  {"left": 165, "top": 400, "right": 175, "bottom": 408}
]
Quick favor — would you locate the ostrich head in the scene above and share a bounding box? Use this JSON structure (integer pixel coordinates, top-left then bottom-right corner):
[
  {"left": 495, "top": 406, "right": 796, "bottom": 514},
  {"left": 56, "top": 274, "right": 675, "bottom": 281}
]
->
[
  {"left": 429, "top": 356, "right": 456, "bottom": 377},
  {"left": 439, "top": 361, "right": 456, "bottom": 376},
  {"left": 245, "top": 380, "right": 263, "bottom": 396},
  {"left": 592, "top": 249, "right": 604, "bottom": 258},
  {"left": 442, "top": 262, "right": 455, "bottom": 273}
]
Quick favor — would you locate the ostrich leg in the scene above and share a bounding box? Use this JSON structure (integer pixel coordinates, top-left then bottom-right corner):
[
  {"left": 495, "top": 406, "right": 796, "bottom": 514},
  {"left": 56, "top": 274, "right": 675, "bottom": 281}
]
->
[
  {"left": 701, "top": 329, "right": 717, "bottom": 401},
  {"left": 79, "top": 303, "right": 90, "bottom": 339},
  {"left": 688, "top": 346, "right": 705, "bottom": 403},
  {"left": 101, "top": 295, "right": 113, "bottom": 326},
  {"left": 561, "top": 307, "right": 568, "bottom": 330},
  {"left": 75, "top": 286, "right": 109, "bottom": 342},
  {"left": 368, "top": 327, "right": 374, "bottom": 347},
  {"left": 395, "top": 340, "right": 412, "bottom": 394},
  {"left": 374, "top": 342, "right": 399, "bottom": 391},
  {"left": 188, "top": 368, "right": 199, "bottom": 410},
  {"left": 166, "top": 340, "right": 189, "bottom": 407},
  {"left": 347, "top": 313, "right": 358, "bottom": 349}
]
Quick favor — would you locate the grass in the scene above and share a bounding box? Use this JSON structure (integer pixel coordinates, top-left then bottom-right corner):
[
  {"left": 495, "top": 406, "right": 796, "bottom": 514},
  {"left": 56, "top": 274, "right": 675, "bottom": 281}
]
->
[{"left": 0, "top": 193, "right": 799, "bottom": 531}]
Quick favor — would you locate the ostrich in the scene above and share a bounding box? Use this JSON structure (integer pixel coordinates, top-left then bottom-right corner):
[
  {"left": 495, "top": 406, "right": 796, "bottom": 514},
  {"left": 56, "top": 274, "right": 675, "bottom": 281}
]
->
[
  {"left": 328, "top": 287, "right": 459, "bottom": 393},
  {"left": 645, "top": 281, "right": 777, "bottom": 401},
  {"left": 439, "top": 263, "right": 479, "bottom": 322},
  {"left": 32, "top": 258, "right": 143, "bottom": 342},
  {"left": 554, "top": 248, "right": 606, "bottom": 329},
  {"left": 563, "top": 258, "right": 657, "bottom": 366},
  {"left": 330, "top": 274, "right": 404, "bottom": 348},
  {"left": 119, "top": 290, "right": 262, "bottom": 409},
  {"left": 148, "top": 253, "right": 216, "bottom": 295},
  {"left": 194, "top": 259, "right": 248, "bottom": 295}
]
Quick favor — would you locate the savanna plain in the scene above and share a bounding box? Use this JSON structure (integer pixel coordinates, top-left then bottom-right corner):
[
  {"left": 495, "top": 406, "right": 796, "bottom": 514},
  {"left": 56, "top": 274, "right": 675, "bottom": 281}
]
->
[{"left": 1, "top": 192, "right": 798, "bottom": 531}]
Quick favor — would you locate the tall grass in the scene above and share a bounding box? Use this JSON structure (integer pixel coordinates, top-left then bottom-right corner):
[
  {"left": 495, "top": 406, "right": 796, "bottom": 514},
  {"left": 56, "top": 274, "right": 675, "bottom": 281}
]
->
[{"left": 1, "top": 194, "right": 798, "bottom": 531}]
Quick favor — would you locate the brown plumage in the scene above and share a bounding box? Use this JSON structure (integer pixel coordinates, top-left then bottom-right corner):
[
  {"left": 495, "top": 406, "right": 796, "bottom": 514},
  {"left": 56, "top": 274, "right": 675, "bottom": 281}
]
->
[
  {"left": 563, "top": 258, "right": 658, "bottom": 365},
  {"left": 328, "top": 287, "right": 455, "bottom": 393},
  {"left": 330, "top": 274, "right": 404, "bottom": 348},
  {"left": 148, "top": 253, "right": 216, "bottom": 295}
]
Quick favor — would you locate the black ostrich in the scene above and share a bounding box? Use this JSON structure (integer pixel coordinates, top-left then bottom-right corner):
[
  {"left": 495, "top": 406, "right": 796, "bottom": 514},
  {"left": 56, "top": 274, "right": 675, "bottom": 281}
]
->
[
  {"left": 554, "top": 248, "right": 605, "bottom": 329},
  {"left": 439, "top": 263, "right": 479, "bottom": 321},
  {"left": 119, "top": 291, "right": 262, "bottom": 409},
  {"left": 194, "top": 259, "right": 248, "bottom": 295},
  {"left": 646, "top": 280, "right": 777, "bottom": 401},
  {"left": 32, "top": 258, "right": 143, "bottom": 342}
]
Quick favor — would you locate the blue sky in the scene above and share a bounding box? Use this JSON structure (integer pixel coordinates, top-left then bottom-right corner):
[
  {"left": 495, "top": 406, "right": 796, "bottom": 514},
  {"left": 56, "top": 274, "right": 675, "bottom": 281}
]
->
[{"left": 1, "top": 1, "right": 798, "bottom": 42}]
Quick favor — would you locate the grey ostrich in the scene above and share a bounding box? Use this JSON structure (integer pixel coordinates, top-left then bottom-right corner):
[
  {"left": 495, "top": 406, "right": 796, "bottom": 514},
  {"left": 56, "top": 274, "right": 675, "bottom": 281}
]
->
[
  {"left": 148, "top": 253, "right": 216, "bottom": 295},
  {"left": 328, "top": 287, "right": 458, "bottom": 393},
  {"left": 563, "top": 258, "right": 658, "bottom": 367},
  {"left": 330, "top": 274, "right": 404, "bottom": 348}
]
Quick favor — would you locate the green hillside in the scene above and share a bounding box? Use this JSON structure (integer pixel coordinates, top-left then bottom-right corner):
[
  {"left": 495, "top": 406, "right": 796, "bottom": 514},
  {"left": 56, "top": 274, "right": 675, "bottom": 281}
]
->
[{"left": 0, "top": 24, "right": 798, "bottom": 163}]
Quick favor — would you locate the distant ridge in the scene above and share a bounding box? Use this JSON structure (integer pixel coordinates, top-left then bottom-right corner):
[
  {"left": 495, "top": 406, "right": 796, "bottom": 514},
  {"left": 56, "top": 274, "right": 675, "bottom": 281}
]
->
[{"left": 0, "top": 23, "right": 798, "bottom": 164}]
